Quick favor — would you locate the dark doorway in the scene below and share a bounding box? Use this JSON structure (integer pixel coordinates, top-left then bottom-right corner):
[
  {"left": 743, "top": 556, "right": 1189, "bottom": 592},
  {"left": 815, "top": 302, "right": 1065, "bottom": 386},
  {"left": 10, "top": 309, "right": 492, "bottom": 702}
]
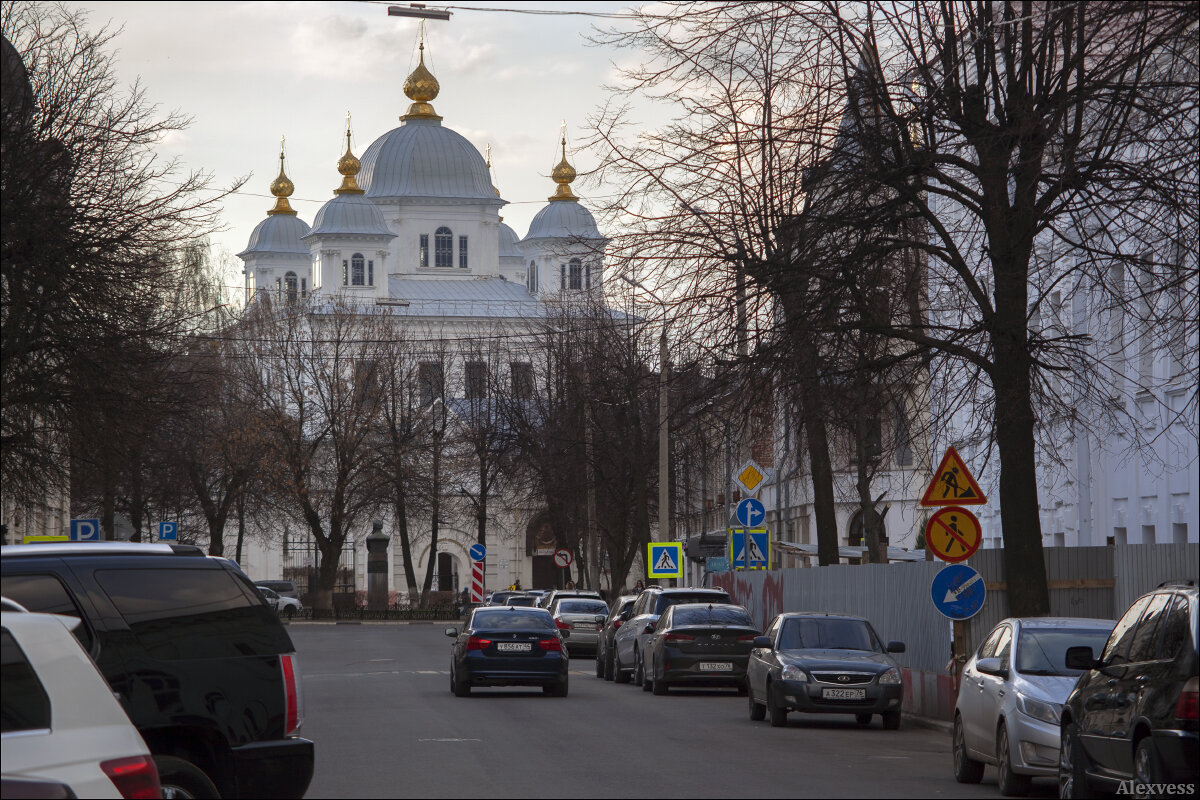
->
[
  {"left": 532, "top": 555, "right": 556, "bottom": 590},
  {"left": 437, "top": 552, "right": 457, "bottom": 592}
]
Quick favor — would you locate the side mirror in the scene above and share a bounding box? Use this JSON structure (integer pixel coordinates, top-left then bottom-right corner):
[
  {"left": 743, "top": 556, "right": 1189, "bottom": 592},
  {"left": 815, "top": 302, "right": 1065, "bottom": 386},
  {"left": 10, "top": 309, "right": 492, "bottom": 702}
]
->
[
  {"left": 595, "top": 614, "right": 607, "bottom": 625},
  {"left": 560, "top": 629, "right": 571, "bottom": 639},
  {"left": 643, "top": 622, "right": 656, "bottom": 634},
  {"left": 1065, "top": 646, "right": 1098, "bottom": 671},
  {"left": 444, "top": 627, "right": 459, "bottom": 638},
  {"left": 752, "top": 636, "right": 772, "bottom": 650},
  {"left": 887, "top": 641, "right": 906, "bottom": 654},
  {"left": 976, "top": 657, "right": 1009, "bottom": 679}
]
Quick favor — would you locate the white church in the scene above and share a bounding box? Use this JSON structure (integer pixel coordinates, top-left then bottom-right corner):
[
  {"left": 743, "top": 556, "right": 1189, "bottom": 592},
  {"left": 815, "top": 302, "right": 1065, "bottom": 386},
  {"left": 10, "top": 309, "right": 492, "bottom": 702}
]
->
[{"left": 234, "top": 42, "right": 607, "bottom": 600}]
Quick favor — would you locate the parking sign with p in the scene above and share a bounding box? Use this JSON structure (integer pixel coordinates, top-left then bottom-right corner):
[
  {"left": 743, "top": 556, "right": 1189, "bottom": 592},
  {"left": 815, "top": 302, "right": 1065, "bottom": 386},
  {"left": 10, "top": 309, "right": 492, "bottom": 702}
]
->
[{"left": 70, "top": 518, "right": 101, "bottom": 542}]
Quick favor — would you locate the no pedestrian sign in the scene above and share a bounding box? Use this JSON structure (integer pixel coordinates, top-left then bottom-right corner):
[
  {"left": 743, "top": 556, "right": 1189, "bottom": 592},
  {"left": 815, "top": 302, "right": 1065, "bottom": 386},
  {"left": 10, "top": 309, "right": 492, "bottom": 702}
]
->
[{"left": 925, "top": 506, "right": 982, "bottom": 563}]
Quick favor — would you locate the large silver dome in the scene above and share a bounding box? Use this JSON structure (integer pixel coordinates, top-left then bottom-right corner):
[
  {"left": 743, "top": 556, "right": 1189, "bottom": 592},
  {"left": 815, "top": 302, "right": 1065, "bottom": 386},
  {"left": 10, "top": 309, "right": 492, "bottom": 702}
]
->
[
  {"left": 359, "top": 118, "right": 497, "bottom": 201},
  {"left": 499, "top": 222, "right": 523, "bottom": 257},
  {"left": 304, "top": 194, "right": 394, "bottom": 239},
  {"left": 238, "top": 214, "right": 311, "bottom": 256},
  {"left": 522, "top": 200, "right": 602, "bottom": 241}
]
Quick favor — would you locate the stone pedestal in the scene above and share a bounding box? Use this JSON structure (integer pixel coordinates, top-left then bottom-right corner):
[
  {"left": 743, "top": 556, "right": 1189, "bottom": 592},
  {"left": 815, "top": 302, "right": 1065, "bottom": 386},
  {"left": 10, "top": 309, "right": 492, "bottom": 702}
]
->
[{"left": 365, "top": 520, "right": 389, "bottom": 611}]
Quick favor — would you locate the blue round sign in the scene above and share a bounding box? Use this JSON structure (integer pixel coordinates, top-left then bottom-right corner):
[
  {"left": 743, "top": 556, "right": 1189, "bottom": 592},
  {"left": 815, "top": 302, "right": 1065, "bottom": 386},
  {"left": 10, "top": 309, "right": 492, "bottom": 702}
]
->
[
  {"left": 468, "top": 543, "right": 486, "bottom": 562},
  {"left": 931, "top": 564, "right": 986, "bottom": 620},
  {"left": 735, "top": 498, "right": 766, "bottom": 528}
]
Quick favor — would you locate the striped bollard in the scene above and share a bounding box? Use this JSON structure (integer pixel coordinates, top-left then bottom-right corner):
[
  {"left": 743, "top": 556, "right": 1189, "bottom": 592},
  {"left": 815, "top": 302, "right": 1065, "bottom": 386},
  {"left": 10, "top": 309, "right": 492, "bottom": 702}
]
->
[{"left": 471, "top": 560, "right": 484, "bottom": 603}]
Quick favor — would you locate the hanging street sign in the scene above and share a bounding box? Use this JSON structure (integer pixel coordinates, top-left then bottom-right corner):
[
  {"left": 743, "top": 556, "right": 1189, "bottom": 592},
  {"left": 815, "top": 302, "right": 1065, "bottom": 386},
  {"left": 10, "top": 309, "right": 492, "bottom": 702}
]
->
[
  {"left": 648, "top": 542, "right": 683, "bottom": 579},
  {"left": 921, "top": 446, "right": 988, "bottom": 507},
  {"left": 931, "top": 563, "right": 987, "bottom": 620},
  {"left": 69, "top": 518, "right": 102, "bottom": 542},
  {"left": 729, "top": 528, "right": 770, "bottom": 570},
  {"left": 706, "top": 556, "right": 729, "bottom": 573},
  {"left": 925, "top": 506, "right": 983, "bottom": 563},
  {"left": 468, "top": 543, "right": 487, "bottom": 562},
  {"left": 553, "top": 548, "right": 573, "bottom": 568},
  {"left": 735, "top": 497, "right": 766, "bottom": 528},
  {"left": 734, "top": 460, "right": 769, "bottom": 497}
]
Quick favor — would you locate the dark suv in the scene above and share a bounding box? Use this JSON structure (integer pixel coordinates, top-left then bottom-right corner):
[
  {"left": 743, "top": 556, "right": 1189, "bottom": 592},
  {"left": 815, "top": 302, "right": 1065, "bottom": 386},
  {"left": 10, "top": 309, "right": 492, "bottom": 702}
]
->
[
  {"left": 1059, "top": 581, "right": 1198, "bottom": 798},
  {"left": 1, "top": 542, "right": 314, "bottom": 799},
  {"left": 611, "top": 586, "right": 731, "bottom": 685}
]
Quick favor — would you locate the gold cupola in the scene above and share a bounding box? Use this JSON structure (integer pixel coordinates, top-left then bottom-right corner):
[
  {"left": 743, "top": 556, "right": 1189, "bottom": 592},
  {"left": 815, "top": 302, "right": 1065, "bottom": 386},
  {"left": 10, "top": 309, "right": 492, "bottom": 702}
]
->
[
  {"left": 401, "top": 38, "right": 442, "bottom": 121},
  {"left": 548, "top": 130, "right": 578, "bottom": 202},
  {"left": 267, "top": 137, "right": 297, "bottom": 215},
  {"left": 334, "top": 114, "right": 364, "bottom": 195}
]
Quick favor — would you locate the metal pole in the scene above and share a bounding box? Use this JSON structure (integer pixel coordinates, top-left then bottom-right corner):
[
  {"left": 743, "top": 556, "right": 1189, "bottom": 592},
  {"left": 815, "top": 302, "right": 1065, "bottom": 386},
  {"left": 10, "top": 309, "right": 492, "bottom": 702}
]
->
[{"left": 659, "top": 327, "right": 671, "bottom": 585}]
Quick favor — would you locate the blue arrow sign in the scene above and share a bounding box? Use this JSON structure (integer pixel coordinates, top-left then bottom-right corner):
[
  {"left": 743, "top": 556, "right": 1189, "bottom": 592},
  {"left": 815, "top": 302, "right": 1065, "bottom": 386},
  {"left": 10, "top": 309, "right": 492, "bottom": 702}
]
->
[
  {"left": 931, "top": 564, "right": 986, "bottom": 620},
  {"left": 468, "top": 543, "right": 486, "bottom": 562},
  {"left": 735, "top": 498, "right": 766, "bottom": 528},
  {"left": 158, "top": 521, "right": 178, "bottom": 541},
  {"left": 70, "top": 518, "right": 101, "bottom": 542}
]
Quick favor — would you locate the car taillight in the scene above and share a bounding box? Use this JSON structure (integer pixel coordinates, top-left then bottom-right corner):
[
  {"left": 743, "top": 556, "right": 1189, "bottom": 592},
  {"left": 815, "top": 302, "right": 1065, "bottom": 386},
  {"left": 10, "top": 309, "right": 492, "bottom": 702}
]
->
[
  {"left": 737, "top": 634, "right": 758, "bottom": 642},
  {"left": 539, "top": 638, "right": 562, "bottom": 652},
  {"left": 613, "top": 619, "right": 623, "bottom": 629},
  {"left": 555, "top": 618, "right": 570, "bottom": 630},
  {"left": 466, "top": 636, "right": 492, "bottom": 651},
  {"left": 280, "top": 653, "right": 304, "bottom": 736},
  {"left": 663, "top": 633, "right": 695, "bottom": 643},
  {"left": 1176, "top": 676, "right": 1199, "bottom": 720},
  {"left": 101, "top": 755, "right": 161, "bottom": 799}
]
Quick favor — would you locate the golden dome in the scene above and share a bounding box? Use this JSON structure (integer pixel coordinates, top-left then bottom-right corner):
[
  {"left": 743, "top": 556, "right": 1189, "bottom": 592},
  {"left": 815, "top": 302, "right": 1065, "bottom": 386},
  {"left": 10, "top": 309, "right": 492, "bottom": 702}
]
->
[
  {"left": 267, "top": 142, "right": 297, "bottom": 215},
  {"left": 401, "top": 42, "right": 442, "bottom": 121},
  {"left": 548, "top": 134, "right": 578, "bottom": 202},
  {"left": 334, "top": 124, "right": 364, "bottom": 195}
]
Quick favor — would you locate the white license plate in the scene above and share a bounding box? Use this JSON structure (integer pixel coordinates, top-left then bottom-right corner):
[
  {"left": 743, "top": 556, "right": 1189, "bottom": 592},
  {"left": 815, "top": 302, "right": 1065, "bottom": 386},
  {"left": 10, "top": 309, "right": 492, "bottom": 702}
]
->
[
  {"left": 698, "top": 662, "right": 733, "bottom": 672},
  {"left": 573, "top": 622, "right": 593, "bottom": 630},
  {"left": 821, "top": 687, "right": 866, "bottom": 700},
  {"left": 495, "top": 642, "right": 531, "bottom": 652}
]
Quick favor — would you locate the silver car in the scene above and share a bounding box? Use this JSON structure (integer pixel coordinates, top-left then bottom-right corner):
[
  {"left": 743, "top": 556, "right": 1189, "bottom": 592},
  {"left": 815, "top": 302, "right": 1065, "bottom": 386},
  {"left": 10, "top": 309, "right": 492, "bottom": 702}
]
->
[
  {"left": 552, "top": 598, "right": 609, "bottom": 655},
  {"left": 952, "top": 617, "right": 1115, "bottom": 796}
]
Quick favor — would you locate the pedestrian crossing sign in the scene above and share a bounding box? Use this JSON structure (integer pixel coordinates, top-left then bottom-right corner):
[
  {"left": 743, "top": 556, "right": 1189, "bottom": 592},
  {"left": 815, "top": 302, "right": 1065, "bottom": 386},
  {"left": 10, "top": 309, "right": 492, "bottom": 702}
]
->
[
  {"left": 920, "top": 446, "right": 987, "bottom": 507},
  {"left": 647, "top": 542, "right": 684, "bottom": 579},
  {"left": 729, "top": 528, "right": 770, "bottom": 570}
]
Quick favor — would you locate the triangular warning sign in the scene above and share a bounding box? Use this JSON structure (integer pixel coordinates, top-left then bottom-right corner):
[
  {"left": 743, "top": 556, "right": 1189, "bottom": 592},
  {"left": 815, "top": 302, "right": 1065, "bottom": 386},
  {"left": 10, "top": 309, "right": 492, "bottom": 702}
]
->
[
  {"left": 921, "top": 446, "right": 987, "bottom": 507},
  {"left": 654, "top": 548, "right": 677, "bottom": 572}
]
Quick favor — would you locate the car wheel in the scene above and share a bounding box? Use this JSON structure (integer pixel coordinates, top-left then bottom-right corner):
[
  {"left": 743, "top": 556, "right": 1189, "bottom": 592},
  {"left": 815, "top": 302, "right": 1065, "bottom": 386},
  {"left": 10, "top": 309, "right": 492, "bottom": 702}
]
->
[
  {"left": 748, "top": 684, "right": 766, "bottom": 721},
  {"left": 551, "top": 676, "right": 569, "bottom": 697},
  {"left": 882, "top": 709, "right": 902, "bottom": 730},
  {"left": 614, "top": 650, "right": 630, "bottom": 684},
  {"left": 953, "top": 713, "right": 985, "bottom": 784},
  {"left": 998, "top": 724, "right": 1033, "bottom": 796},
  {"left": 634, "top": 652, "right": 645, "bottom": 687},
  {"left": 595, "top": 649, "right": 604, "bottom": 678},
  {"left": 452, "top": 666, "right": 471, "bottom": 698},
  {"left": 640, "top": 656, "right": 653, "bottom": 692},
  {"left": 856, "top": 713, "right": 872, "bottom": 726},
  {"left": 768, "top": 682, "right": 789, "bottom": 728},
  {"left": 154, "top": 755, "right": 219, "bottom": 800},
  {"left": 652, "top": 669, "right": 668, "bottom": 695},
  {"left": 604, "top": 648, "right": 615, "bottom": 681},
  {"left": 736, "top": 680, "right": 748, "bottom": 697},
  {"left": 1133, "top": 737, "right": 1165, "bottom": 799},
  {"left": 1058, "top": 722, "right": 1090, "bottom": 799}
]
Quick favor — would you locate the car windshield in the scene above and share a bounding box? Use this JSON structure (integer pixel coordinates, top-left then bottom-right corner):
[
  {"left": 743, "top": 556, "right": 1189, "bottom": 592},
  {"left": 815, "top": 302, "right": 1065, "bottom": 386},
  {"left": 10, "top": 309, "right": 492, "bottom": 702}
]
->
[
  {"left": 779, "top": 618, "right": 881, "bottom": 652},
  {"left": 558, "top": 600, "right": 608, "bottom": 614},
  {"left": 672, "top": 606, "right": 754, "bottom": 627},
  {"left": 1016, "top": 627, "right": 1114, "bottom": 676},
  {"left": 655, "top": 593, "right": 730, "bottom": 613},
  {"left": 471, "top": 610, "right": 554, "bottom": 630},
  {"left": 505, "top": 596, "right": 537, "bottom": 606}
]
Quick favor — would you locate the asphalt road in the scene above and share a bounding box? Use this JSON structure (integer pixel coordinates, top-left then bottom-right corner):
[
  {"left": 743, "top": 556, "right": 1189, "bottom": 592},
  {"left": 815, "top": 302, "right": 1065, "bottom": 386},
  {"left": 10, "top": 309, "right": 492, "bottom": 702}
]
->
[{"left": 291, "top": 624, "right": 1059, "bottom": 799}]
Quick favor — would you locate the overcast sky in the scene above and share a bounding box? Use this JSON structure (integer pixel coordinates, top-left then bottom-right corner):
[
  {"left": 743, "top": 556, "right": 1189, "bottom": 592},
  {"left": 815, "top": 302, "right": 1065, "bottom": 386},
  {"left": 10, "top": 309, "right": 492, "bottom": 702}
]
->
[{"left": 75, "top": 1, "right": 645, "bottom": 296}]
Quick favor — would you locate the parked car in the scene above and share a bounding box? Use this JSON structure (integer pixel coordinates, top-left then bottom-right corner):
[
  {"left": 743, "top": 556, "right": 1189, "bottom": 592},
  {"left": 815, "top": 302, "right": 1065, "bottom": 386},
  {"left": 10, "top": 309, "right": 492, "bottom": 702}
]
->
[
  {"left": 596, "top": 594, "right": 638, "bottom": 680},
  {"left": 484, "top": 590, "right": 527, "bottom": 607},
  {"left": 550, "top": 598, "right": 609, "bottom": 656},
  {"left": 541, "top": 589, "right": 603, "bottom": 611},
  {"left": 952, "top": 617, "right": 1115, "bottom": 795},
  {"left": 503, "top": 594, "right": 539, "bottom": 607},
  {"left": 2, "top": 604, "right": 162, "bottom": 800},
  {"left": 642, "top": 603, "right": 761, "bottom": 695},
  {"left": 612, "top": 586, "right": 731, "bottom": 685},
  {"left": 256, "top": 585, "right": 304, "bottom": 618},
  {"left": 746, "top": 612, "right": 907, "bottom": 729},
  {"left": 1, "top": 542, "right": 314, "bottom": 799},
  {"left": 1059, "top": 581, "right": 1199, "bottom": 798},
  {"left": 445, "top": 607, "right": 569, "bottom": 697},
  {"left": 253, "top": 579, "right": 300, "bottom": 601}
]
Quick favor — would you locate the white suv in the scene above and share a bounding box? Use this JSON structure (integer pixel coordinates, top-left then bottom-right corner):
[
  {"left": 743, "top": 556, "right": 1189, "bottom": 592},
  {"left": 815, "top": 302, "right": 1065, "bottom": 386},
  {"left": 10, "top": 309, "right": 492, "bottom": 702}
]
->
[{"left": 1, "top": 604, "right": 161, "bottom": 799}]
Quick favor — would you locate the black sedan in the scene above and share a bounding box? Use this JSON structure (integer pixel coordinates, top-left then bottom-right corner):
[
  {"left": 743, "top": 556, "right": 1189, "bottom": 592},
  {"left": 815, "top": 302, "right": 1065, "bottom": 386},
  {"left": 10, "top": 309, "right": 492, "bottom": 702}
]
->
[
  {"left": 747, "top": 612, "right": 906, "bottom": 729},
  {"left": 642, "top": 603, "right": 761, "bottom": 695},
  {"left": 445, "top": 607, "right": 569, "bottom": 697}
]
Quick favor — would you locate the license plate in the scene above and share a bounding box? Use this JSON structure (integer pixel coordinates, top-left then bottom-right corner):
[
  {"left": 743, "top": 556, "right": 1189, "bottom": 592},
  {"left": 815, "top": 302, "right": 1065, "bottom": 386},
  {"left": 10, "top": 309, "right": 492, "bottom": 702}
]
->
[
  {"left": 573, "top": 622, "right": 593, "bottom": 630},
  {"left": 698, "top": 662, "right": 733, "bottom": 672},
  {"left": 496, "top": 642, "right": 531, "bottom": 652},
  {"left": 821, "top": 687, "right": 866, "bottom": 700}
]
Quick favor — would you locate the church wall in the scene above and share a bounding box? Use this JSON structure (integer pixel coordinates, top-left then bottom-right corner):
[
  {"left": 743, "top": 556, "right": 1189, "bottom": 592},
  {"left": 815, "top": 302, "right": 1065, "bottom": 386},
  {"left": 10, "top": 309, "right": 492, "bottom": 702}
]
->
[{"left": 375, "top": 200, "right": 500, "bottom": 277}]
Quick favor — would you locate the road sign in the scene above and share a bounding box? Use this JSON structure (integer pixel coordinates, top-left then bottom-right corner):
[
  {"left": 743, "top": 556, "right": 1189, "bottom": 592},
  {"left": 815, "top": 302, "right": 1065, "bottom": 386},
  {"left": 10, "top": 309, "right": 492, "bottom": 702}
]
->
[
  {"left": 22, "top": 535, "right": 70, "bottom": 545},
  {"left": 706, "top": 556, "right": 729, "bottom": 573},
  {"left": 647, "top": 542, "right": 683, "bottom": 579},
  {"left": 925, "top": 506, "right": 982, "bottom": 563},
  {"left": 734, "top": 460, "right": 768, "bottom": 496},
  {"left": 157, "top": 521, "right": 178, "bottom": 541},
  {"left": 921, "top": 446, "right": 987, "bottom": 506},
  {"left": 553, "top": 548, "right": 573, "bottom": 568},
  {"left": 931, "top": 564, "right": 987, "bottom": 620},
  {"left": 735, "top": 498, "right": 766, "bottom": 528},
  {"left": 468, "top": 543, "right": 487, "bottom": 562},
  {"left": 70, "top": 518, "right": 101, "bottom": 542},
  {"left": 730, "top": 528, "right": 770, "bottom": 570},
  {"left": 471, "top": 561, "right": 484, "bottom": 603}
]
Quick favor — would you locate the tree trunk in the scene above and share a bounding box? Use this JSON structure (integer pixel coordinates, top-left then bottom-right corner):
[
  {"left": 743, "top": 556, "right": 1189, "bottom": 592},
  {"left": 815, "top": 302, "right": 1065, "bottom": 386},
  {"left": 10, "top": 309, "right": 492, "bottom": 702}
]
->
[
  {"left": 234, "top": 492, "right": 245, "bottom": 565},
  {"left": 394, "top": 481, "right": 419, "bottom": 601},
  {"left": 421, "top": 435, "right": 442, "bottom": 602},
  {"left": 314, "top": 539, "right": 341, "bottom": 614}
]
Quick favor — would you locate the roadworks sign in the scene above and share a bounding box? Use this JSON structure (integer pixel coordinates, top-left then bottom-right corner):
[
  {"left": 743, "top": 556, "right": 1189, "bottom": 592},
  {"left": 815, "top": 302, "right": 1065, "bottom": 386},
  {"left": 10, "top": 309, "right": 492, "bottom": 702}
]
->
[
  {"left": 648, "top": 542, "right": 683, "bottom": 579},
  {"left": 921, "top": 446, "right": 987, "bottom": 506}
]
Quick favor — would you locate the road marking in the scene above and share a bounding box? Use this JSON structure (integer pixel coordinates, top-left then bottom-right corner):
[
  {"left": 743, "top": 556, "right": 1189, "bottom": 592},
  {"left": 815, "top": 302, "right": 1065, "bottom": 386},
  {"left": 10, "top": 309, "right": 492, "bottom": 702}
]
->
[
  {"left": 367, "top": 658, "right": 394, "bottom": 662},
  {"left": 419, "top": 738, "right": 481, "bottom": 743}
]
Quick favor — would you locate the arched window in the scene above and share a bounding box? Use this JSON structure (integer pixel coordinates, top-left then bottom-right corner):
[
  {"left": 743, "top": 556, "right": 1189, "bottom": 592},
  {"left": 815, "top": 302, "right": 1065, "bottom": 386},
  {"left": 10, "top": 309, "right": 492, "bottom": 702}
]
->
[
  {"left": 569, "top": 258, "right": 582, "bottom": 290},
  {"left": 351, "top": 253, "right": 365, "bottom": 286},
  {"left": 435, "top": 227, "right": 453, "bottom": 268},
  {"left": 285, "top": 271, "right": 299, "bottom": 302}
]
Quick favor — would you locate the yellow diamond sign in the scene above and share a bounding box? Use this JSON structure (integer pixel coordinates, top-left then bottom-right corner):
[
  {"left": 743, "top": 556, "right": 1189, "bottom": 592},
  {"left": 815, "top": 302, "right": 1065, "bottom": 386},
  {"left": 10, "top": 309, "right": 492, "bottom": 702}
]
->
[{"left": 735, "top": 460, "right": 766, "bottom": 496}]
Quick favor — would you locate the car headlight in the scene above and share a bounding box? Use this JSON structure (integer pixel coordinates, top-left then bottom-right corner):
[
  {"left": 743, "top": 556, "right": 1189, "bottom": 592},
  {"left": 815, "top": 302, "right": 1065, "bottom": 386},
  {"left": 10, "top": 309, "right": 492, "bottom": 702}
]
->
[
  {"left": 878, "top": 667, "right": 901, "bottom": 685},
  {"left": 780, "top": 664, "right": 807, "bottom": 682},
  {"left": 1016, "top": 694, "right": 1061, "bottom": 725}
]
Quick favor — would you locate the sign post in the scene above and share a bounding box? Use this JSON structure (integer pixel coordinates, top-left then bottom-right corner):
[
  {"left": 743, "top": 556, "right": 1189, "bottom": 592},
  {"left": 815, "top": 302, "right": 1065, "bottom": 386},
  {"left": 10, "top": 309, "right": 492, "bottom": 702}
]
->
[{"left": 468, "top": 543, "right": 487, "bottom": 604}]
